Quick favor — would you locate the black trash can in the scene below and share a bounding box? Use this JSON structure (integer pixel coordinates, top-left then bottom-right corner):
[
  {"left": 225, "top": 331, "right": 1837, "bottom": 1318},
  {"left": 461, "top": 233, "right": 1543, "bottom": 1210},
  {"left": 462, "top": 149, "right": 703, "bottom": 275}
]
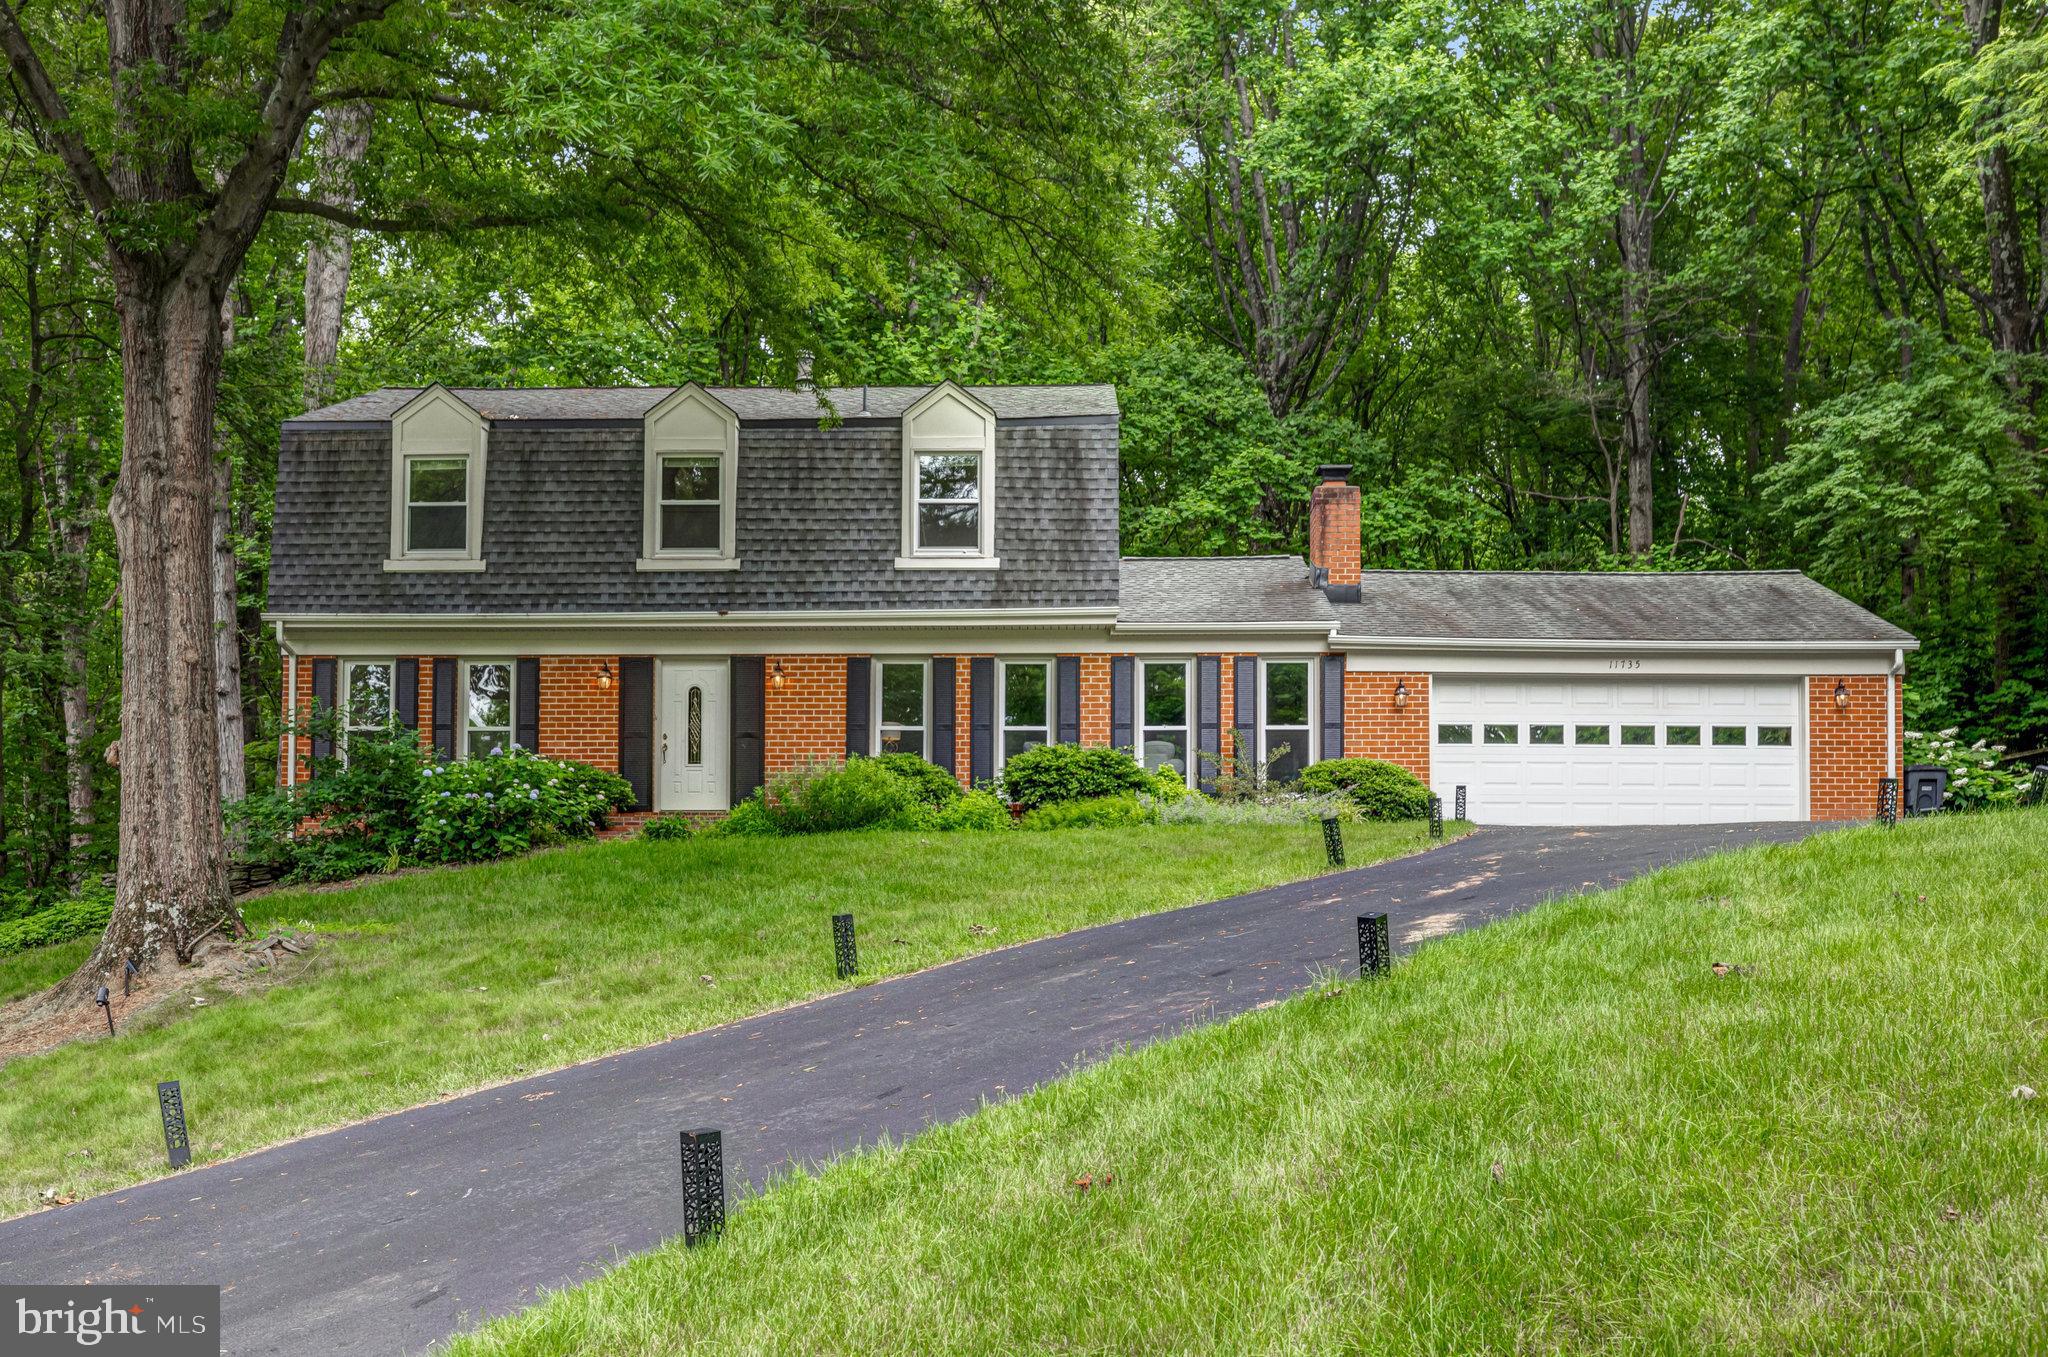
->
[{"left": 1902, "top": 764, "right": 1948, "bottom": 815}]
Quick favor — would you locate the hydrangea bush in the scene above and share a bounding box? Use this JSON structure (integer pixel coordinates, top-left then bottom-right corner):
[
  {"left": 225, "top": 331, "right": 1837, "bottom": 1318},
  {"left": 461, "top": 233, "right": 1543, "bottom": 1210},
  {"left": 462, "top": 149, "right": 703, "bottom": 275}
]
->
[
  {"left": 1903, "top": 729, "right": 2036, "bottom": 810},
  {"left": 412, "top": 748, "right": 635, "bottom": 862}
]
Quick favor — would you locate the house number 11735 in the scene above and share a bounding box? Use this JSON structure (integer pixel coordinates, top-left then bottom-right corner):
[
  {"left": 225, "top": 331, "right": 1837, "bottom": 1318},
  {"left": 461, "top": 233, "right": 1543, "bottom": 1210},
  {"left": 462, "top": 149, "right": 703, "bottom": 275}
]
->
[{"left": 1608, "top": 658, "right": 1642, "bottom": 670}]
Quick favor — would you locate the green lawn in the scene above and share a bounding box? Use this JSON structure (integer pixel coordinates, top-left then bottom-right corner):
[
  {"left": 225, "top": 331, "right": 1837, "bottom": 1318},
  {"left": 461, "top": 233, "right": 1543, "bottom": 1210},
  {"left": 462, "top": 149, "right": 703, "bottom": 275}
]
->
[
  {"left": 0, "top": 819, "right": 1441, "bottom": 1216},
  {"left": 448, "top": 809, "right": 2048, "bottom": 1356}
]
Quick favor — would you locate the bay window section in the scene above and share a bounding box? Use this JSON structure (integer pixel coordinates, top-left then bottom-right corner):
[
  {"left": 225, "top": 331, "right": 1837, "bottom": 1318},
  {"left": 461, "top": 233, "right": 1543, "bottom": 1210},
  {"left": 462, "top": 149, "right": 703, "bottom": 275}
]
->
[
  {"left": 1140, "top": 660, "right": 1190, "bottom": 783},
  {"left": 1261, "top": 660, "right": 1311, "bottom": 781},
  {"left": 464, "top": 661, "right": 514, "bottom": 758},
  {"left": 878, "top": 661, "right": 928, "bottom": 758},
  {"left": 1000, "top": 661, "right": 1050, "bottom": 763}
]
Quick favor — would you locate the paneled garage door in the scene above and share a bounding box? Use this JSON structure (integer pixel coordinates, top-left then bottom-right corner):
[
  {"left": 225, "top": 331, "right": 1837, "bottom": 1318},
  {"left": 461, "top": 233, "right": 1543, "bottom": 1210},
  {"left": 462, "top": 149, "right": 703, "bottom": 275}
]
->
[{"left": 1431, "top": 677, "right": 1803, "bottom": 825}]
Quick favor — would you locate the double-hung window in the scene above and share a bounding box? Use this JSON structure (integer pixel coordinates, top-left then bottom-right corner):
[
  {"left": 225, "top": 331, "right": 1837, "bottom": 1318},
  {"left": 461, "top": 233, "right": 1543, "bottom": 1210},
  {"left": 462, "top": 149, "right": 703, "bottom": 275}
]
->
[
  {"left": 658, "top": 455, "right": 721, "bottom": 552},
  {"left": 1139, "top": 660, "right": 1190, "bottom": 782},
  {"left": 877, "top": 661, "right": 928, "bottom": 758},
  {"left": 405, "top": 458, "right": 468, "bottom": 553},
  {"left": 915, "top": 454, "right": 981, "bottom": 552},
  {"left": 464, "top": 661, "right": 514, "bottom": 758},
  {"left": 386, "top": 386, "right": 486, "bottom": 571},
  {"left": 639, "top": 384, "right": 739, "bottom": 570},
  {"left": 344, "top": 660, "right": 395, "bottom": 758},
  {"left": 1261, "top": 660, "right": 1312, "bottom": 781},
  {"left": 899, "top": 383, "right": 998, "bottom": 568},
  {"left": 1000, "top": 661, "right": 1050, "bottom": 763}
]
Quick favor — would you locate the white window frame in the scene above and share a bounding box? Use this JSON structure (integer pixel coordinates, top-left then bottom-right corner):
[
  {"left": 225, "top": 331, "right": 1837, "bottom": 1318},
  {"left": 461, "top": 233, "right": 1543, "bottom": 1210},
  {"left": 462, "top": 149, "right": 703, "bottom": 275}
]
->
[
  {"left": 1137, "top": 658, "right": 1193, "bottom": 787},
  {"left": 1258, "top": 656, "right": 1316, "bottom": 775},
  {"left": 897, "top": 381, "right": 999, "bottom": 570},
  {"left": 997, "top": 659, "right": 1052, "bottom": 770},
  {"left": 386, "top": 385, "right": 488, "bottom": 572},
  {"left": 342, "top": 658, "right": 398, "bottom": 760},
  {"left": 873, "top": 658, "right": 931, "bottom": 759},
  {"left": 638, "top": 383, "right": 740, "bottom": 571},
  {"left": 461, "top": 659, "right": 517, "bottom": 759}
]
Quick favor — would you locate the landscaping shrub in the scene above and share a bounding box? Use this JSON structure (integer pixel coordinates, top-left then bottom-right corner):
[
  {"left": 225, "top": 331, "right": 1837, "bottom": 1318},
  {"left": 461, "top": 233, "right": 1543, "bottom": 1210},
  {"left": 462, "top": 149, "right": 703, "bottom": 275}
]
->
[
  {"left": 864, "top": 753, "right": 961, "bottom": 808},
  {"left": 1020, "top": 794, "right": 1156, "bottom": 830},
  {"left": 1904, "top": 729, "right": 2035, "bottom": 809},
  {"left": 703, "top": 794, "right": 779, "bottom": 837},
  {"left": 934, "top": 789, "right": 1012, "bottom": 831},
  {"left": 1299, "top": 757, "right": 1433, "bottom": 820},
  {"left": 641, "top": 814, "right": 695, "bottom": 842},
  {"left": 230, "top": 719, "right": 427, "bottom": 881},
  {"left": 1147, "top": 767, "right": 1196, "bottom": 802},
  {"left": 1000, "top": 744, "right": 1150, "bottom": 811},
  {"left": 413, "top": 749, "right": 634, "bottom": 862},
  {"left": 761, "top": 760, "right": 925, "bottom": 834},
  {"left": 1152, "top": 790, "right": 1357, "bottom": 826},
  {"left": 0, "top": 889, "right": 114, "bottom": 958}
]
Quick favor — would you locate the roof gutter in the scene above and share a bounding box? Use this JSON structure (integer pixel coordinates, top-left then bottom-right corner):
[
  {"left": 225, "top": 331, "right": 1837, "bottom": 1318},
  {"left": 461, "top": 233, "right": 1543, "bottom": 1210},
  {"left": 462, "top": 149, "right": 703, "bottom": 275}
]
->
[
  {"left": 264, "top": 606, "right": 1121, "bottom": 632},
  {"left": 1113, "top": 620, "right": 1337, "bottom": 637},
  {"left": 1329, "top": 634, "right": 1921, "bottom": 653}
]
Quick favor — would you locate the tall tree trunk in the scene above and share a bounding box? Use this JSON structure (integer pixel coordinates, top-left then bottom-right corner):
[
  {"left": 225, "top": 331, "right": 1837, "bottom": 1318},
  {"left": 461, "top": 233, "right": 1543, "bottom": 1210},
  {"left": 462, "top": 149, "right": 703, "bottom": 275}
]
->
[
  {"left": 212, "top": 452, "right": 245, "bottom": 809},
  {"left": 66, "top": 275, "right": 242, "bottom": 998},
  {"left": 1619, "top": 139, "right": 1655, "bottom": 555},
  {"left": 52, "top": 418, "right": 99, "bottom": 887},
  {"left": 301, "top": 101, "right": 371, "bottom": 411}
]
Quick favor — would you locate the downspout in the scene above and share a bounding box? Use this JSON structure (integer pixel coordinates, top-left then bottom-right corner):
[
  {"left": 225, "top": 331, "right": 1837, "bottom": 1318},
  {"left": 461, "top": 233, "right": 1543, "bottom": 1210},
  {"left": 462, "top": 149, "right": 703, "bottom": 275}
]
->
[
  {"left": 1887, "top": 647, "right": 1902, "bottom": 780},
  {"left": 280, "top": 620, "right": 297, "bottom": 788}
]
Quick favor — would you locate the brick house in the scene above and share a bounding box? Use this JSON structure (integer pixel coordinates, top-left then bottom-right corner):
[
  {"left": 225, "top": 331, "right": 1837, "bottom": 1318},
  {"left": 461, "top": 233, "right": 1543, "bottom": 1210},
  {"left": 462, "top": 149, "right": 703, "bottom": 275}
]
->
[{"left": 266, "top": 381, "right": 1916, "bottom": 825}]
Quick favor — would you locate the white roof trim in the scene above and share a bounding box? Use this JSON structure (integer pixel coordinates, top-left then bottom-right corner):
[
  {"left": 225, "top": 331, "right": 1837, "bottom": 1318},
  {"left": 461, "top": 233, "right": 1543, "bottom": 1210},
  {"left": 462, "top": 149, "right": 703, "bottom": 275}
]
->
[
  {"left": 267, "top": 606, "right": 1120, "bottom": 631},
  {"left": 1330, "top": 633, "right": 1920, "bottom": 653}
]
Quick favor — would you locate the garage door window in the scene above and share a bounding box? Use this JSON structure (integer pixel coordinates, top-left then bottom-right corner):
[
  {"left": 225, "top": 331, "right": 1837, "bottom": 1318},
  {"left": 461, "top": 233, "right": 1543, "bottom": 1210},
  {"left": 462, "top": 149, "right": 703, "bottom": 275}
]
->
[
  {"left": 1484, "top": 723, "right": 1518, "bottom": 744},
  {"left": 1666, "top": 724, "right": 1701, "bottom": 745},
  {"left": 1758, "top": 725, "right": 1792, "bottom": 746},
  {"left": 1438, "top": 723, "right": 1472, "bottom": 744},
  {"left": 1530, "top": 723, "right": 1563, "bottom": 744},
  {"left": 1575, "top": 724, "right": 1610, "bottom": 745},
  {"left": 1713, "top": 725, "right": 1747, "bottom": 746},
  {"left": 1621, "top": 725, "right": 1655, "bottom": 746}
]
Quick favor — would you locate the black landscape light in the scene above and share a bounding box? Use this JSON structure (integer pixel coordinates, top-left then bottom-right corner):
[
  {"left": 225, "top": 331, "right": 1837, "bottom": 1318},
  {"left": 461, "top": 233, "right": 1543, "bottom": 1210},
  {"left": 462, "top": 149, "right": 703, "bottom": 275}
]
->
[
  {"left": 95, "top": 984, "right": 114, "bottom": 1035},
  {"left": 833, "top": 912, "right": 857, "bottom": 979},
  {"left": 1455, "top": 785, "right": 1467, "bottom": 822},
  {"left": 1321, "top": 815, "right": 1345, "bottom": 867},
  {"left": 123, "top": 957, "right": 139, "bottom": 998},
  {"left": 158, "top": 1080, "right": 191, "bottom": 1169},
  {"left": 678, "top": 1128, "right": 725, "bottom": 1247},
  {"left": 1357, "top": 913, "right": 1391, "bottom": 979},
  {"left": 1428, "top": 794, "right": 1444, "bottom": 840},
  {"left": 1877, "top": 777, "right": 1899, "bottom": 827}
]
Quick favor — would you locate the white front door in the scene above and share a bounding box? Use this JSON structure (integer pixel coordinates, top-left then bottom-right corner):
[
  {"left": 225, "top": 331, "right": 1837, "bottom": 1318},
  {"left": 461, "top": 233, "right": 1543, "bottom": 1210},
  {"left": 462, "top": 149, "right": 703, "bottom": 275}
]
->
[
  {"left": 1430, "top": 676, "right": 1804, "bottom": 825},
  {"left": 658, "top": 661, "right": 729, "bottom": 811}
]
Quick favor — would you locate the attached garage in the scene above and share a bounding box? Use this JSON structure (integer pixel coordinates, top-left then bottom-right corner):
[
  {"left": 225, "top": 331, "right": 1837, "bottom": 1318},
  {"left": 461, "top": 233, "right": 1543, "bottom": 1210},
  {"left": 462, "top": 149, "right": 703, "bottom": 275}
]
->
[{"left": 1329, "top": 571, "right": 1918, "bottom": 826}]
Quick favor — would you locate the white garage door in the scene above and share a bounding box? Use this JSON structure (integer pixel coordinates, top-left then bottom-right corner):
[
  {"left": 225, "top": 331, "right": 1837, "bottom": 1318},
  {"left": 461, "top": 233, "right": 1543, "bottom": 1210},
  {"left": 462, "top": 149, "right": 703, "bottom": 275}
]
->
[{"left": 1431, "top": 677, "right": 1803, "bottom": 825}]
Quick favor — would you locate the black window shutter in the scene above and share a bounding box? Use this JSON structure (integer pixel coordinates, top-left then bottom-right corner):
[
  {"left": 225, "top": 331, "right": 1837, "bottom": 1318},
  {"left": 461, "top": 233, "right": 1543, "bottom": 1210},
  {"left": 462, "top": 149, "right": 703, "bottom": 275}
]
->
[
  {"left": 929, "top": 657, "right": 957, "bottom": 776},
  {"left": 310, "top": 658, "right": 337, "bottom": 762},
  {"left": 396, "top": 658, "right": 420, "bottom": 732},
  {"left": 845, "top": 657, "right": 871, "bottom": 759},
  {"left": 1056, "top": 657, "right": 1081, "bottom": 745},
  {"left": 730, "top": 656, "right": 766, "bottom": 805},
  {"left": 515, "top": 657, "right": 541, "bottom": 753},
  {"left": 969, "top": 656, "right": 995, "bottom": 785},
  {"left": 618, "top": 657, "right": 654, "bottom": 810},
  {"left": 432, "top": 658, "right": 457, "bottom": 760},
  {"left": 1110, "top": 656, "right": 1133, "bottom": 752},
  {"left": 1196, "top": 655, "right": 1222, "bottom": 792},
  {"left": 1233, "top": 656, "right": 1256, "bottom": 767},
  {"left": 1320, "top": 655, "right": 1346, "bottom": 764}
]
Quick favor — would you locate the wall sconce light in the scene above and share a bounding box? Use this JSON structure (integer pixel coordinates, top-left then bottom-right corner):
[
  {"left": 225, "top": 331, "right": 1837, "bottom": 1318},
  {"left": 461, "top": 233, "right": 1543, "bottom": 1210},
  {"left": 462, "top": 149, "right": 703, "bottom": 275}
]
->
[
  {"left": 1834, "top": 680, "right": 1849, "bottom": 712},
  {"left": 1393, "top": 678, "right": 1408, "bottom": 710},
  {"left": 771, "top": 659, "right": 787, "bottom": 691},
  {"left": 595, "top": 661, "right": 614, "bottom": 693}
]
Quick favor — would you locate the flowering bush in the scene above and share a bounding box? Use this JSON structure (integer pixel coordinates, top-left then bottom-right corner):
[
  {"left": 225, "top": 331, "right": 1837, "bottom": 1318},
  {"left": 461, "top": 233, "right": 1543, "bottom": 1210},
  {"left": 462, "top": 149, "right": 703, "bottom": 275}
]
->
[
  {"left": 412, "top": 748, "right": 634, "bottom": 862},
  {"left": 1903, "top": 729, "right": 2035, "bottom": 810}
]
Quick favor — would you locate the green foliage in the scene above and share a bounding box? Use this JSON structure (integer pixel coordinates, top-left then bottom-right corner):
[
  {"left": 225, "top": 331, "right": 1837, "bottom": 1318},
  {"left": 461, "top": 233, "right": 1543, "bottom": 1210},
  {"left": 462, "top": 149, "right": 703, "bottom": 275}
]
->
[
  {"left": 641, "top": 815, "right": 696, "bottom": 842},
  {"left": 934, "top": 790, "right": 1013, "bottom": 832},
  {"left": 1904, "top": 729, "right": 2037, "bottom": 811},
  {"left": 230, "top": 719, "right": 428, "bottom": 883},
  {"left": 0, "top": 890, "right": 114, "bottom": 959},
  {"left": 760, "top": 760, "right": 924, "bottom": 835},
  {"left": 1299, "top": 759, "right": 1433, "bottom": 821},
  {"left": 704, "top": 795, "right": 779, "bottom": 838},
  {"left": 413, "top": 750, "right": 634, "bottom": 863},
  {"left": 1000, "top": 744, "right": 1151, "bottom": 811},
  {"left": 1020, "top": 795, "right": 1156, "bottom": 831},
  {"left": 1152, "top": 791, "right": 1360, "bottom": 826},
  {"left": 863, "top": 754, "right": 962, "bottom": 809}
]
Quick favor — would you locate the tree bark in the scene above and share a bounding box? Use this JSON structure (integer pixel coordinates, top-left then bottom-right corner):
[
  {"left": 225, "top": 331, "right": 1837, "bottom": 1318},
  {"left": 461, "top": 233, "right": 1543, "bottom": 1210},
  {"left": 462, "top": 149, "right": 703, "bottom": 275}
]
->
[
  {"left": 52, "top": 418, "right": 98, "bottom": 886},
  {"left": 212, "top": 452, "right": 245, "bottom": 810},
  {"left": 302, "top": 101, "right": 371, "bottom": 412}
]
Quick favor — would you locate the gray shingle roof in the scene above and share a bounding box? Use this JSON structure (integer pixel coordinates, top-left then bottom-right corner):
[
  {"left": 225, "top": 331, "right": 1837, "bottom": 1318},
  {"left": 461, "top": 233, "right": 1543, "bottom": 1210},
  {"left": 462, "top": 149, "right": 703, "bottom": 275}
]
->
[
  {"left": 1118, "top": 556, "right": 1336, "bottom": 627},
  {"left": 289, "top": 384, "right": 1119, "bottom": 424},
  {"left": 1331, "top": 571, "right": 1914, "bottom": 645}
]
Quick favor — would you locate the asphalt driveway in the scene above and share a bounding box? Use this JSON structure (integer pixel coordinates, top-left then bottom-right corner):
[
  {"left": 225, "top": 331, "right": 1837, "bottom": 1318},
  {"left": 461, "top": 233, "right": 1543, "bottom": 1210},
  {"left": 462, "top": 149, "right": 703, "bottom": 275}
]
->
[{"left": 0, "top": 821, "right": 1823, "bottom": 1354}]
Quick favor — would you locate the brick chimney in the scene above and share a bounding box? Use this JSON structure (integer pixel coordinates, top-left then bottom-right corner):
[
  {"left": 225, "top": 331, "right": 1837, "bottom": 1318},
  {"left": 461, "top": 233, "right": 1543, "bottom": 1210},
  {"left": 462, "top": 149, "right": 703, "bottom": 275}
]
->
[{"left": 1308, "top": 463, "right": 1361, "bottom": 600}]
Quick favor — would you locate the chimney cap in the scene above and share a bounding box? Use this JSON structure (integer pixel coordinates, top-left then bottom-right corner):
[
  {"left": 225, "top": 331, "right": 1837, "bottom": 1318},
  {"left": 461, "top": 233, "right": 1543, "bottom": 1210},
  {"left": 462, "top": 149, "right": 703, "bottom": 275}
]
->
[{"left": 1316, "top": 464, "right": 1353, "bottom": 483}]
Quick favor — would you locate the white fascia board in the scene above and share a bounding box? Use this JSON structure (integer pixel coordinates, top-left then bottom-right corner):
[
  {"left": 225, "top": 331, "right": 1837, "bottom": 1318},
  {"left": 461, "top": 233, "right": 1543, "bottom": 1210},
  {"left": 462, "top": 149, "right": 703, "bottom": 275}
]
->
[
  {"left": 1330, "top": 634, "right": 1919, "bottom": 654},
  {"left": 265, "top": 606, "right": 1119, "bottom": 630},
  {"left": 1112, "top": 620, "right": 1338, "bottom": 638}
]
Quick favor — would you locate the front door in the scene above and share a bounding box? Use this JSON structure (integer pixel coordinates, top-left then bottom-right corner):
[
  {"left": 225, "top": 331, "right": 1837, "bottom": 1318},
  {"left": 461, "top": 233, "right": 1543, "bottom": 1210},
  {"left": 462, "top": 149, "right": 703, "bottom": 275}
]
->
[{"left": 659, "top": 661, "right": 729, "bottom": 811}]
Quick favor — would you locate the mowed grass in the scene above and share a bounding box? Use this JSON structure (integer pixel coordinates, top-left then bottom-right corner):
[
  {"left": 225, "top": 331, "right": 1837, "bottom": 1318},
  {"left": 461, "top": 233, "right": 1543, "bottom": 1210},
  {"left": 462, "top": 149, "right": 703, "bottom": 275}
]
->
[
  {"left": 448, "top": 809, "right": 2048, "bottom": 1357},
  {"left": 0, "top": 819, "right": 1440, "bottom": 1215}
]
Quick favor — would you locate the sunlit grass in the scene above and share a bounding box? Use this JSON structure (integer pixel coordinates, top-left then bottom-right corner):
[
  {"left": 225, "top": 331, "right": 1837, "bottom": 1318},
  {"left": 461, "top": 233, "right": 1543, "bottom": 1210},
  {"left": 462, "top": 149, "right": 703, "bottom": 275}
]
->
[
  {"left": 449, "top": 810, "right": 2048, "bottom": 1356},
  {"left": 0, "top": 819, "right": 1439, "bottom": 1215}
]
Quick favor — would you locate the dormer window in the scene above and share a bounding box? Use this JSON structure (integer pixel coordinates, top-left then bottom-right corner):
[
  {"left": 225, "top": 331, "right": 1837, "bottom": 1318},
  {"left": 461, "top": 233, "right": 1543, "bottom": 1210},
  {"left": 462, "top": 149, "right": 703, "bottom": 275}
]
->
[
  {"left": 639, "top": 383, "right": 740, "bottom": 571},
  {"left": 386, "top": 386, "right": 487, "bottom": 572},
  {"left": 897, "top": 381, "right": 999, "bottom": 569}
]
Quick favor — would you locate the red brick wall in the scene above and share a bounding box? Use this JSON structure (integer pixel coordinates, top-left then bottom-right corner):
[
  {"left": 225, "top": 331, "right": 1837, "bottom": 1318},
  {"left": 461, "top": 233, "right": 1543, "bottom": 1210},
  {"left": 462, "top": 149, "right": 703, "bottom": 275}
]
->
[
  {"left": 536, "top": 655, "right": 620, "bottom": 771},
  {"left": 1308, "top": 478, "right": 1362, "bottom": 587},
  {"left": 764, "top": 654, "right": 850, "bottom": 777},
  {"left": 1342, "top": 669, "right": 1431, "bottom": 783},
  {"left": 1809, "top": 673, "right": 1902, "bottom": 821},
  {"left": 1079, "top": 654, "right": 1114, "bottom": 748}
]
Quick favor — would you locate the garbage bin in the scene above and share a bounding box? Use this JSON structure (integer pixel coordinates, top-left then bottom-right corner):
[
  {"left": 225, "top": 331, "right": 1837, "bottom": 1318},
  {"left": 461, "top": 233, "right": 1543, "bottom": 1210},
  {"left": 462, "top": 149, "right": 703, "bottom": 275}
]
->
[{"left": 1902, "top": 764, "right": 1948, "bottom": 815}]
